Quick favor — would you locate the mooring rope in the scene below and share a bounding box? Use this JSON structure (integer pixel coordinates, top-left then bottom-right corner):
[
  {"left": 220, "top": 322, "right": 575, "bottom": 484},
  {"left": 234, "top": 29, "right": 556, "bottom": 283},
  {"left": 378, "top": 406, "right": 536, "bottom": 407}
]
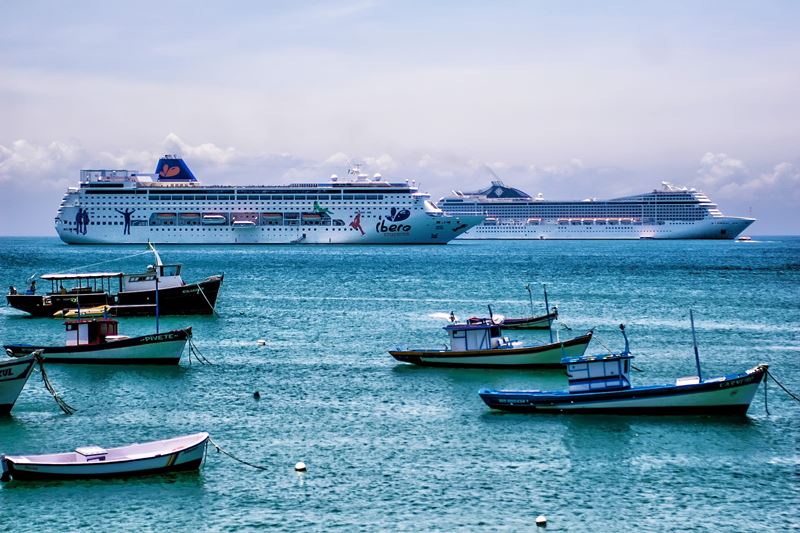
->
[
  {"left": 62, "top": 250, "right": 153, "bottom": 273},
  {"left": 196, "top": 284, "right": 220, "bottom": 317},
  {"left": 188, "top": 337, "right": 213, "bottom": 365},
  {"left": 589, "top": 329, "right": 644, "bottom": 372},
  {"left": 208, "top": 437, "right": 269, "bottom": 471},
  {"left": 767, "top": 370, "right": 800, "bottom": 403},
  {"left": 34, "top": 353, "right": 76, "bottom": 415}
]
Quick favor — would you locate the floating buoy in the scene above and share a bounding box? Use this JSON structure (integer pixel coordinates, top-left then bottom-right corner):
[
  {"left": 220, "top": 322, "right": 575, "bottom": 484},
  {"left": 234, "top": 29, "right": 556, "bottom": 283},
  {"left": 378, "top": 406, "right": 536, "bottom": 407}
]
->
[
  {"left": 535, "top": 515, "right": 547, "bottom": 527},
  {"left": 294, "top": 461, "right": 307, "bottom": 472},
  {"left": 253, "top": 391, "right": 261, "bottom": 400},
  {"left": 257, "top": 339, "right": 266, "bottom": 346}
]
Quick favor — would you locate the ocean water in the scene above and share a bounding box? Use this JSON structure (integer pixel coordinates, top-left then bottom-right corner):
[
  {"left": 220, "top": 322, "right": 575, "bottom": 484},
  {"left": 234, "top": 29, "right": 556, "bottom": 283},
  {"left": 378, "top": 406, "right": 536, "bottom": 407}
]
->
[{"left": 0, "top": 237, "right": 798, "bottom": 532}]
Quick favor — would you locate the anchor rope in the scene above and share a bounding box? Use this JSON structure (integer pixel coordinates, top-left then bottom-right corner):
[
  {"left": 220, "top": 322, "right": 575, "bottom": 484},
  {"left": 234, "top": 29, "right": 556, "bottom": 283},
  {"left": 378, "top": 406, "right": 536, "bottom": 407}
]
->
[
  {"left": 196, "top": 284, "right": 220, "bottom": 317},
  {"left": 188, "top": 337, "right": 213, "bottom": 365},
  {"left": 208, "top": 437, "right": 269, "bottom": 471},
  {"left": 767, "top": 370, "right": 800, "bottom": 403},
  {"left": 34, "top": 353, "right": 76, "bottom": 415}
]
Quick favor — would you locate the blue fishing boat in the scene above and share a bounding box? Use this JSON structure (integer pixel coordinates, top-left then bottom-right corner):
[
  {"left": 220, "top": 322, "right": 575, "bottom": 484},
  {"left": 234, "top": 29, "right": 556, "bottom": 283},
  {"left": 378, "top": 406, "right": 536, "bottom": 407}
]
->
[{"left": 479, "top": 317, "right": 768, "bottom": 415}]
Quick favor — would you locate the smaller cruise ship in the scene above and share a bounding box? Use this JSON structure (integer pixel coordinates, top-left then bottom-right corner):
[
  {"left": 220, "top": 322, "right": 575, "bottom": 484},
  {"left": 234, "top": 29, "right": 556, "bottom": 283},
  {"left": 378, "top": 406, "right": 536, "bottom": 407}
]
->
[
  {"left": 439, "top": 181, "right": 754, "bottom": 240},
  {"left": 54, "top": 156, "right": 483, "bottom": 245}
]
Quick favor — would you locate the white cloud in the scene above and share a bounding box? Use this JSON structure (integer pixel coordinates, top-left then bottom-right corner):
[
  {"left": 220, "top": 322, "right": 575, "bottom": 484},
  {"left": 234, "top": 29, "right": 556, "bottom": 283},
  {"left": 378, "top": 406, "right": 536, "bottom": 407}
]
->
[{"left": 696, "top": 152, "right": 748, "bottom": 187}]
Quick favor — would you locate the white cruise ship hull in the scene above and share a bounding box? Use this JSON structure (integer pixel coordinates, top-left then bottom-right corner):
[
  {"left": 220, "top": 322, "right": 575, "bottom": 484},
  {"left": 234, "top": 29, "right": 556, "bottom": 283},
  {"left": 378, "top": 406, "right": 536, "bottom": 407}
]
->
[
  {"left": 57, "top": 213, "right": 482, "bottom": 245},
  {"left": 458, "top": 216, "right": 754, "bottom": 240}
]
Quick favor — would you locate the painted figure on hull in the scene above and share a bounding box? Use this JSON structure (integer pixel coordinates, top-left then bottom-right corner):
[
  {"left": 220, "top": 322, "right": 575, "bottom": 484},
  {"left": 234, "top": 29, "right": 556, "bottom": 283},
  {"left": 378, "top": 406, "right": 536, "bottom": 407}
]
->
[
  {"left": 81, "top": 209, "right": 90, "bottom": 235},
  {"left": 74, "top": 208, "right": 83, "bottom": 234},
  {"left": 350, "top": 212, "right": 365, "bottom": 236},
  {"left": 115, "top": 208, "right": 135, "bottom": 235}
]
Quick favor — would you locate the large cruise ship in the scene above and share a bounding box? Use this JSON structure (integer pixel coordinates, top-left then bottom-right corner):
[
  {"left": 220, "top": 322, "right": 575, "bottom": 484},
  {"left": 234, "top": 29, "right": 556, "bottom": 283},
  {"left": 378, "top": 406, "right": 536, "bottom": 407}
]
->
[
  {"left": 439, "top": 181, "right": 754, "bottom": 240},
  {"left": 54, "top": 156, "right": 483, "bottom": 245}
]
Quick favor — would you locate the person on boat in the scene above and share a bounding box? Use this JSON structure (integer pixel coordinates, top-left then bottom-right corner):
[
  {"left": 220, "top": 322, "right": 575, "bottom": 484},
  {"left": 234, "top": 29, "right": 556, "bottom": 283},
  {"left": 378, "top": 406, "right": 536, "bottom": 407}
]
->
[
  {"left": 8, "top": 285, "right": 16, "bottom": 295},
  {"left": 449, "top": 311, "right": 456, "bottom": 323},
  {"left": 26, "top": 280, "right": 36, "bottom": 295}
]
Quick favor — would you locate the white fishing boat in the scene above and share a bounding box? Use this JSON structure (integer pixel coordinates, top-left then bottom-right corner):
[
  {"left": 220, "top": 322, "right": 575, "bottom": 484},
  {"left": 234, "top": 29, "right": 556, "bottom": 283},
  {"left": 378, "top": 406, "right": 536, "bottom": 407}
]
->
[
  {"left": 389, "top": 318, "right": 592, "bottom": 368},
  {"left": 4, "top": 318, "right": 190, "bottom": 365},
  {"left": 0, "top": 355, "right": 36, "bottom": 415},
  {"left": 1, "top": 432, "right": 209, "bottom": 481}
]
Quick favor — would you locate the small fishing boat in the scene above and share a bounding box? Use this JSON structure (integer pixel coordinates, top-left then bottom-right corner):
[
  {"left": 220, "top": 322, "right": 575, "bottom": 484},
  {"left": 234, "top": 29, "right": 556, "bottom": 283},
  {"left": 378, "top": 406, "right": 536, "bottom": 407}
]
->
[
  {"left": 6, "top": 243, "right": 223, "bottom": 317},
  {"left": 4, "top": 318, "right": 191, "bottom": 365},
  {"left": 0, "top": 355, "right": 37, "bottom": 415},
  {"left": 389, "top": 318, "right": 593, "bottom": 368},
  {"left": 479, "top": 319, "right": 769, "bottom": 415},
  {"left": 468, "top": 309, "right": 558, "bottom": 330},
  {"left": 469, "top": 284, "right": 559, "bottom": 330},
  {"left": 1, "top": 432, "right": 209, "bottom": 481}
]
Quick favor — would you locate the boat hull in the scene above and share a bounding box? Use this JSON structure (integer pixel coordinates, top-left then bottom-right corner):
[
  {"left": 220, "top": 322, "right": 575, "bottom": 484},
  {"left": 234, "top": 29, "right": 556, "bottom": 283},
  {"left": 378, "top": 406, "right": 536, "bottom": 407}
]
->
[
  {"left": 57, "top": 212, "right": 484, "bottom": 245},
  {"left": 0, "top": 356, "right": 36, "bottom": 415},
  {"left": 2, "top": 433, "right": 208, "bottom": 481},
  {"left": 479, "top": 364, "right": 768, "bottom": 415},
  {"left": 4, "top": 328, "right": 190, "bottom": 365},
  {"left": 6, "top": 276, "right": 222, "bottom": 317},
  {"left": 485, "top": 312, "right": 557, "bottom": 330},
  {"left": 389, "top": 332, "right": 592, "bottom": 368},
  {"left": 456, "top": 216, "right": 755, "bottom": 240}
]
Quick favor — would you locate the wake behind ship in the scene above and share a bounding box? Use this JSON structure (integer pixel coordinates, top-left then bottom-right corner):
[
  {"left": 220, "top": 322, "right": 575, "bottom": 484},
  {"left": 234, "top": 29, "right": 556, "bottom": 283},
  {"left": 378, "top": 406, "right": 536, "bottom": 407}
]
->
[
  {"left": 439, "top": 181, "right": 754, "bottom": 240},
  {"left": 55, "top": 156, "right": 483, "bottom": 245}
]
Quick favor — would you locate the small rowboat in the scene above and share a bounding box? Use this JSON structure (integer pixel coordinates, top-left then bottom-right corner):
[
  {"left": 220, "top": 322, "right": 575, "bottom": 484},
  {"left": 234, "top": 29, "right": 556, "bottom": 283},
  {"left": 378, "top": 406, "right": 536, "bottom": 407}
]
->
[
  {"left": 479, "top": 321, "right": 769, "bottom": 415},
  {"left": 469, "top": 310, "right": 558, "bottom": 330},
  {"left": 1, "top": 432, "right": 209, "bottom": 481},
  {"left": 0, "top": 355, "right": 36, "bottom": 415},
  {"left": 390, "top": 319, "right": 593, "bottom": 368},
  {"left": 4, "top": 318, "right": 191, "bottom": 365}
]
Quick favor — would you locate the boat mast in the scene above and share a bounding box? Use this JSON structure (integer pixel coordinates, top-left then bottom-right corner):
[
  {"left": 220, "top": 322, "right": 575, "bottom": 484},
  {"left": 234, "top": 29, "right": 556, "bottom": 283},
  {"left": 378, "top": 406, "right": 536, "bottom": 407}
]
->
[
  {"left": 155, "top": 275, "right": 160, "bottom": 334},
  {"left": 689, "top": 309, "right": 702, "bottom": 382},
  {"left": 543, "top": 284, "right": 553, "bottom": 343},
  {"left": 525, "top": 283, "right": 534, "bottom": 316}
]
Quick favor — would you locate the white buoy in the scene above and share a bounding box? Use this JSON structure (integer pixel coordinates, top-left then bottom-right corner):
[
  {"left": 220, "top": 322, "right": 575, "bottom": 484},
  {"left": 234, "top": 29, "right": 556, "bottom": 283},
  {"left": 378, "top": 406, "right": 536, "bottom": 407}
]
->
[
  {"left": 257, "top": 339, "right": 266, "bottom": 346},
  {"left": 294, "top": 461, "right": 307, "bottom": 472},
  {"left": 536, "top": 515, "right": 547, "bottom": 527}
]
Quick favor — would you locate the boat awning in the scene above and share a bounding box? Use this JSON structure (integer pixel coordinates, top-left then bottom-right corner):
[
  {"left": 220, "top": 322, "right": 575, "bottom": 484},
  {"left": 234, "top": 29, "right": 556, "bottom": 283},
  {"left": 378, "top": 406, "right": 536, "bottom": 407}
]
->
[{"left": 41, "top": 272, "right": 124, "bottom": 281}]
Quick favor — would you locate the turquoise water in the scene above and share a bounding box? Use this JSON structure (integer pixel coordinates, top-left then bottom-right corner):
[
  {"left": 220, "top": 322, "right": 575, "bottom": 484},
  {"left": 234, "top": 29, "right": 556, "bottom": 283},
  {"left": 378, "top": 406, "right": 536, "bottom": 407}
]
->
[{"left": 1, "top": 237, "right": 798, "bottom": 531}]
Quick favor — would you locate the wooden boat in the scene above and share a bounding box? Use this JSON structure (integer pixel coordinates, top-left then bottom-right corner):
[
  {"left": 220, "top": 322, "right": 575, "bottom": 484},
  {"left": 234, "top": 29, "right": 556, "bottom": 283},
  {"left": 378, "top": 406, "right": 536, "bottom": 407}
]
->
[
  {"left": 0, "top": 355, "right": 36, "bottom": 415},
  {"left": 1, "top": 432, "right": 209, "bottom": 481},
  {"left": 469, "top": 310, "right": 558, "bottom": 330},
  {"left": 6, "top": 243, "right": 223, "bottom": 317},
  {"left": 479, "top": 320, "right": 769, "bottom": 415},
  {"left": 4, "top": 318, "right": 191, "bottom": 365},
  {"left": 469, "top": 284, "right": 559, "bottom": 330},
  {"left": 389, "top": 319, "right": 593, "bottom": 368}
]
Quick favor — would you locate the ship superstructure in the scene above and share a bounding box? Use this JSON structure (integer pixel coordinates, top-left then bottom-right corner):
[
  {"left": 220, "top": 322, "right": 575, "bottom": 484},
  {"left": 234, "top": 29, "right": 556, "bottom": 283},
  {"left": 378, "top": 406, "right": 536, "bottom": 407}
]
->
[
  {"left": 438, "top": 181, "right": 754, "bottom": 240},
  {"left": 54, "top": 156, "right": 482, "bottom": 245}
]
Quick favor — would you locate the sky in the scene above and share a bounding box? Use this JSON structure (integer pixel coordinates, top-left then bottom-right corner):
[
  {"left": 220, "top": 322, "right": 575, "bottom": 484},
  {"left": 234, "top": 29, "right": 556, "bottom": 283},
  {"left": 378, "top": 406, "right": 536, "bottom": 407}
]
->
[{"left": 1, "top": 0, "right": 798, "bottom": 235}]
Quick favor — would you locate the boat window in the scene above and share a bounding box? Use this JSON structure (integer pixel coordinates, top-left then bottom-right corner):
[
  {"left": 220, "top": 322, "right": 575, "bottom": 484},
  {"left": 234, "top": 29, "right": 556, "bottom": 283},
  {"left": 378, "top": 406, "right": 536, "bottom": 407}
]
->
[
  {"left": 624, "top": 359, "right": 629, "bottom": 373},
  {"left": 490, "top": 327, "right": 501, "bottom": 337},
  {"left": 451, "top": 330, "right": 466, "bottom": 338}
]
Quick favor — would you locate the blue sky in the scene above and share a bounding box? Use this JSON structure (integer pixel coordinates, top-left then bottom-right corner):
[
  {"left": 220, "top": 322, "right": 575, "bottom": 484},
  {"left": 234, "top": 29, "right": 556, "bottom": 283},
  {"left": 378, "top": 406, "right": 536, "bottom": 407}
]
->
[{"left": 1, "top": 0, "right": 798, "bottom": 234}]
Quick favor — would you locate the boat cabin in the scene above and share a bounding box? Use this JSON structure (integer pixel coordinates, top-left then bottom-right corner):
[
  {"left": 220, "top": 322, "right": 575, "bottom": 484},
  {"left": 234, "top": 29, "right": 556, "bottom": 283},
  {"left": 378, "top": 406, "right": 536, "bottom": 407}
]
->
[
  {"left": 65, "top": 318, "right": 125, "bottom": 346},
  {"left": 444, "top": 321, "right": 513, "bottom": 351},
  {"left": 122, "top": 264, "right": 184, "bottom": 292},
  {"left": 561, "top": 353, "right": 633, "bottom": 393}
]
